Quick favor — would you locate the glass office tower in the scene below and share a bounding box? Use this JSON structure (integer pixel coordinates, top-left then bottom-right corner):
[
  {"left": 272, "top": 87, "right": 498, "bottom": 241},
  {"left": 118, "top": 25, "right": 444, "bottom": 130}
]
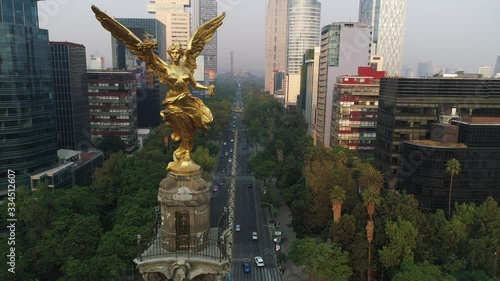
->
[
  {"left": 0, "top": 0, "right": 58, "bottom": 195},
  {"left": 50, "top": 42, "right": 90, "bottom": 151},
  {"left": 359, "top": 0, "right": 408, "bottom": 76},
  {"left": 287, "top": 0, "right": 321, "bottom": 107}
]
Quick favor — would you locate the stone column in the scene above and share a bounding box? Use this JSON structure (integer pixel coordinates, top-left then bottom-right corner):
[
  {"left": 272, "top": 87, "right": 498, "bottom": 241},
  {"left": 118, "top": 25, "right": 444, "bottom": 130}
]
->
[{"left": 158, "top": 165, "right": 211, "bottom": 252}]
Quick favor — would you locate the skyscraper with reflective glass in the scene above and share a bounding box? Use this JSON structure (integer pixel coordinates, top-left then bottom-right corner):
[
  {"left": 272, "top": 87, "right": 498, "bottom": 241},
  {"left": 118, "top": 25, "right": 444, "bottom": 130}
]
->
[
  {"left": 50, "top": 42, "right": 91, "bottom": 151},
  {"left": 359, "top": 0, "right": 407, "bottom": 76},
  {"left": 0, "top": 0, "right": 58, "bottom": 195},
  {"left": 286, "top": 0, "right": 321, "bottom": 107}
]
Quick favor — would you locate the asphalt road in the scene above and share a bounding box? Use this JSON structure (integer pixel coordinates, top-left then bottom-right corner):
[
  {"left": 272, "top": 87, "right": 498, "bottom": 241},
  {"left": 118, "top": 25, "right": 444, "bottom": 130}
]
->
[{"left": 224, "top": 88, "right": 282, "bottom": 281}]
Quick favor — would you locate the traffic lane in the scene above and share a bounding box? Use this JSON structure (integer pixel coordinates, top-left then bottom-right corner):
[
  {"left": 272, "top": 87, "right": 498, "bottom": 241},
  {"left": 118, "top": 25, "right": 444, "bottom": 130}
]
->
[
  {"left": 236, "top": 144, "right": 252, "bottom": 176},
  {"left": 210, "top": 131, "right": 232, "bottom": 227},
  {"left": 233, "top": 179, "right": 256, "bottom": 241},
  {"left": 233, "top": 179, "right": 259, "bottom": 259},
  {"left": 209, "top": 172, "right": 229, "bottom": 228},
  {"left": 253, "top": 180, "right": 274, "bottom": 262}
]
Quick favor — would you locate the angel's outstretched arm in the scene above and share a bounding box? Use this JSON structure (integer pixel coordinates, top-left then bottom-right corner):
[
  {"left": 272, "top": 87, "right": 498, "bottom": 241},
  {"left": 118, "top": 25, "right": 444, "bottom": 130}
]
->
[
  {"left": 137, "top": 41, "right": 168, "bottom": 74},
  {"left": 189, "top": 74, "right": 215, "bottom": 95}
]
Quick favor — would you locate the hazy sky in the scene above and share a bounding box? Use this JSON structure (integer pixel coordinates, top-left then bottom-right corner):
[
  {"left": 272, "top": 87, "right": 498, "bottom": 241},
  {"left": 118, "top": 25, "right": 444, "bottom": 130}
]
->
[{"left": 39, "top": 0, "right": 500, "bottom": 75}]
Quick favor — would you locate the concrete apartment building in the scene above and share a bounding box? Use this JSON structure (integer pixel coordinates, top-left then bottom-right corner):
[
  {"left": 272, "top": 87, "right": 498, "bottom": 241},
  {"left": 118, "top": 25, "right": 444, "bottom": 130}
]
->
[
  {"left": 87, "top": 70, "right": 138, "bottom": 152},
  {"left": 265, "top": 0, "right": 288, "bottom": 96},
  {"left": 315, "top": 22, "right": 372, "bottom": 148},
  {"left": 332, "top": 67, "right": 385, "bottom": 155},
  {"left": 147, "top": 0, "right": 191, "bottom": 48}
]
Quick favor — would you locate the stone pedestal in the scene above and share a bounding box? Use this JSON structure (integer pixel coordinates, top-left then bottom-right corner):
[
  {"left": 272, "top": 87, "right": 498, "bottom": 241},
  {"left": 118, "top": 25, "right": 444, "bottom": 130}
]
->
[
  {"left": 135, "top": 161, "right": 229, "bottom": 281},
  {"left": 158, "top": 164, "right": 211, "bottom": 252}
]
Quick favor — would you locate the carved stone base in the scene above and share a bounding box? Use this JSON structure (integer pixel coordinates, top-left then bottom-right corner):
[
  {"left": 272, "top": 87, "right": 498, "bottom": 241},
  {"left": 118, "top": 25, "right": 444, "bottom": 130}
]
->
[{"left": 137, "top": 257, "right": 228, "bottom": 281}]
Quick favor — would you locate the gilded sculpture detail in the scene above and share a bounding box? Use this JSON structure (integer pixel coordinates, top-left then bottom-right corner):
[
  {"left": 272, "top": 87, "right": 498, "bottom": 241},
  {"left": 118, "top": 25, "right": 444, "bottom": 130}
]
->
[{"left": 91, "top": 6, "right": 225, "bottom": 172}]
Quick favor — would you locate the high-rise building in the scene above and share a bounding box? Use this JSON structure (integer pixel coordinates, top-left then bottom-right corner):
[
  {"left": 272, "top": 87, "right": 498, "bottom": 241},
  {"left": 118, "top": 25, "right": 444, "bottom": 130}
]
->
[
  {"left": 359, "top": 0, "right": 408, "bottom": 76},
  {"left": 112, "top": 18, "right": 167, "bottom": 128},
  {"left": 147, "top": 0, "right": 191, "bottom": 49},
  {"left": 112, "top": 18, "right": 167, "bottom": 67},
  {"left": 315, "top": 22, "right": 371, "bottom": 148},
  {"left": 399, "top": 119, "right": 500, "bottom": 211},
  {"left": 87, "top": 70, "right": 138, "bottom": 152},
  {"left": 193, "top": 0, "right": 218, "bottom": 82},
  {"left": 189, "top": 0, "right": 201, "bottom": 32},
  {"left": 286, "top": 0, "right": 321, "bottom": 107},
  {"left": 265, "top": 0, "right": 288, "bottom": 95},
  {"left": 478, "top": 66, "right": 492, "bottom": 78},
  {"left": 374, "top": 78, "right": 500, "bottom": 189},
  {"left": 0, "top": 0, "right": 58, "bottom": 194},
  {"left": 332, "top": 67, "right": 385, "bottom": 154},
  {"left": 300, "top": 47, "right": 320, "bottom": 143},
  {"left": 50, "top": 42, "right": 91, "bottom": 151}
]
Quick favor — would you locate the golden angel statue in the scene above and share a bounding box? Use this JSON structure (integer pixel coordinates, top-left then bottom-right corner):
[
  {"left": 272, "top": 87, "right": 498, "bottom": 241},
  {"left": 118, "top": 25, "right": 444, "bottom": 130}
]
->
[{"left": 91, "top": 5, "right": 225, "bottom": 172}]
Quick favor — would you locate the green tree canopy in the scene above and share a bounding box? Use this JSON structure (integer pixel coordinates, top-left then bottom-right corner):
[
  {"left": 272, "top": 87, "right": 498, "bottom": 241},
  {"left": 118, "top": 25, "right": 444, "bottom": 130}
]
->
[{"left": 379, "top": 217, "right": 418, "bottom": 269}]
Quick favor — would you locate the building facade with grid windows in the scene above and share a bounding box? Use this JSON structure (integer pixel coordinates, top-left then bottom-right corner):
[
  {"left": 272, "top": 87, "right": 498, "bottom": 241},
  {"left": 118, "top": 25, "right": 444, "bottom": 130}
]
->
[
  {"left": 87, "top": 71, "right": 138, "bottom": 151},
  {"left": 375, "top": 77, "right": 500, "bottom": 190},
  {"left": 398, "top": 119, "right": 500, "bottom": 211},
  {"left": 0, "top": 0, "right": 58, "bottom": 195},
  {"left": 50, "top": 42, "right": 91, "bottom": 151},
  {"left": 332, "top": 67, "right": 385, "bottom": 155}
]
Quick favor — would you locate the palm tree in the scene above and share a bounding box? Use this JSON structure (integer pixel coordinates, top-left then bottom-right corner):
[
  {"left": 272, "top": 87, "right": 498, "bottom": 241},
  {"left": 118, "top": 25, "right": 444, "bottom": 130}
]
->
[
  {"left": 358, "top": 165, "right": 384, "bottom": 192},
  {"left": 366, "top": 219, "right": 375, "bottom": 281},
  {"left": 362, "top": 187, "right": 381, "bottom": 281},
  {"left": 446, "top": 158, "right": 461, "bottom": 219},
  {"left": 362, "top": 187, "right": 381, "bottom": 221},
  {"left": 329, "top": 185, "right": 346, "bottom": 224}
]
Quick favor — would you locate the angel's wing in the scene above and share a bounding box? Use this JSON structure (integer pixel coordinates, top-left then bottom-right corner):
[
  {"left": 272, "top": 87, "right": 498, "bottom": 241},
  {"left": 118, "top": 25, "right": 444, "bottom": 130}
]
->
[
  {"left": 91, "top": 5, "right": 166, "bottom": 76},
  {"left": 183, "top": 12, "right": 226, "bottom": 74}
]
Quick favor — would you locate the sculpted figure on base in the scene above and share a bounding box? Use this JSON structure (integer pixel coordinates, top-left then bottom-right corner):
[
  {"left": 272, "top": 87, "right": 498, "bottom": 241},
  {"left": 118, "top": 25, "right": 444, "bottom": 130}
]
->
[{"left": 92, "top": 5, "right": 225, "bottom": 171}]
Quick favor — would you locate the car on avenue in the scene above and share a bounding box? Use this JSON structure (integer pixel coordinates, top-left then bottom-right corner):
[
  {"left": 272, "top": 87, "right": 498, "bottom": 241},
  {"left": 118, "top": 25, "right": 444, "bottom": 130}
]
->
[
  {"left": 254, "top": 256, "right": 265, "bottom": 267},
  {"left": 252, "top": 232, "right": 258, "bottom": 240},
  {"left": 242, "top": 262, "right": 251, "bottom": 273},
  {"left": 235, "top": 224, "right": 241, "bottom": 232}
]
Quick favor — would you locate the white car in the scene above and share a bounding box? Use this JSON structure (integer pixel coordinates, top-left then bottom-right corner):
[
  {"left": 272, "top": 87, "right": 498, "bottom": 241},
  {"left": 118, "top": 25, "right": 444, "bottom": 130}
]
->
[
  {"left": 252, "top": 232, "right": 258, "bottom": 240},
  {"left": 228, "top": 158, "right": 232, "bottom": 163},
  {"left": 230, "top": 139, "right": 234, "bottom": 142},
  {"left": 235, "top": 224, "right": 241, "bottom": 232},
  {"left": 254, "top": 256, "right": 264, "bottom": 267}
]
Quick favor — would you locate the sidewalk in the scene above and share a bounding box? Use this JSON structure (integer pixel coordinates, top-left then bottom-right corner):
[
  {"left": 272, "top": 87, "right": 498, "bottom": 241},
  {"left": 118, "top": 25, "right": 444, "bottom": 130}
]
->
[{"left": 270, "top": 184, "right": 309, "bottom": 281}]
